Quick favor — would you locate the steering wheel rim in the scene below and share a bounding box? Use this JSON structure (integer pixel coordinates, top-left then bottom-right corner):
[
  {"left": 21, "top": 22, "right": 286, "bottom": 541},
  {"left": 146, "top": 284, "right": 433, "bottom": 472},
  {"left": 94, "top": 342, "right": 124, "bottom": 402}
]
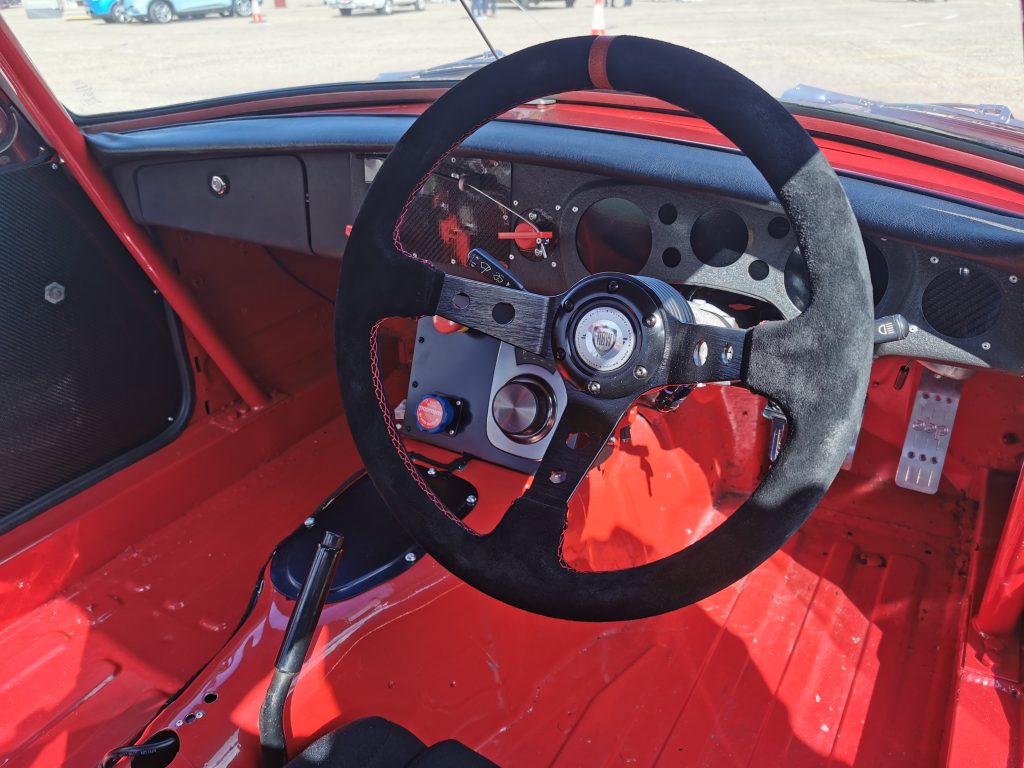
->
[{"left": 335, "top": 35, "right": 873, "bottom": 622}]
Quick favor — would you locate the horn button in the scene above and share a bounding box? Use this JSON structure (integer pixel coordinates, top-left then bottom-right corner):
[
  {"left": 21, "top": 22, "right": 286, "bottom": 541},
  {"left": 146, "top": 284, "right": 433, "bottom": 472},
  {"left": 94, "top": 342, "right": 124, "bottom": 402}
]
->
[{"left": 553, "top": 274, "right": 692, "bottom": 399}]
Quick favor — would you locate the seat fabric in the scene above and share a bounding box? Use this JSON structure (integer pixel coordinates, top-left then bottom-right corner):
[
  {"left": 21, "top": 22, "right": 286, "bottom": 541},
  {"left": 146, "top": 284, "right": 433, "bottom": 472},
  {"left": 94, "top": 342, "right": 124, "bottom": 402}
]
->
[{"left": 285, "top": 716, "right": 497, "bottom": 768}]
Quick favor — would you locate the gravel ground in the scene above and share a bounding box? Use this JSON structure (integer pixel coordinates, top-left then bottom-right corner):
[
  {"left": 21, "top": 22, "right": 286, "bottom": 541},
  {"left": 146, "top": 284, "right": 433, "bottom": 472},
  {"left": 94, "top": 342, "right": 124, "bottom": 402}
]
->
[{"left": 2, "top": 0, "right": 1021, "bottom": 117}]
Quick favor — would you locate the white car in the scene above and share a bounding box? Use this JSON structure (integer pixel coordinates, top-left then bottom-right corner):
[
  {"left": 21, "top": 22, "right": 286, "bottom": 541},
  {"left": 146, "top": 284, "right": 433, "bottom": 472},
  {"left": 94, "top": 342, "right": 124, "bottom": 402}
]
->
[{"left": 328, "top": 0, "right": 423, "bottom": 16}]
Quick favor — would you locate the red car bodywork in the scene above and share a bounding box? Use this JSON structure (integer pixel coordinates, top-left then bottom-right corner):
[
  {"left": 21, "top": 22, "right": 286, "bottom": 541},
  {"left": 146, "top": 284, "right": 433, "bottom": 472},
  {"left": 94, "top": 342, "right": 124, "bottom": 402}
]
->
[{"left": 0, "top": 18, "right": 1021, "bottom": 768}]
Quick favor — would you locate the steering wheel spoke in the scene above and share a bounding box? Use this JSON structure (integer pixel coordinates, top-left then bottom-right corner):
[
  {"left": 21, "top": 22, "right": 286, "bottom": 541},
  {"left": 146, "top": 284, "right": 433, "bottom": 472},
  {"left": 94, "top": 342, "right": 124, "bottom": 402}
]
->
[
  {"left": 435, "top": 273, "right": 559, "bottom": 357},
  {"left": 486, "top": 387, "right": 632, "bottom": 560},
  {"left": 524, "top": 388, "right": 633, "bottom": 507},
  {"left": 666, "top": 318, "right": 750, "bottom": 385}
]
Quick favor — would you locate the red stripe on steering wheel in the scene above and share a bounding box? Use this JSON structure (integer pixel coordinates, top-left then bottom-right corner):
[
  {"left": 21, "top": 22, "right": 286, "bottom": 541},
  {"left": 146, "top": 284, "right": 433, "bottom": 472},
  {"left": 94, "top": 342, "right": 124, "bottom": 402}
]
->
[{"left": 588, "top": 36, "right": 615, "bottom": 90}]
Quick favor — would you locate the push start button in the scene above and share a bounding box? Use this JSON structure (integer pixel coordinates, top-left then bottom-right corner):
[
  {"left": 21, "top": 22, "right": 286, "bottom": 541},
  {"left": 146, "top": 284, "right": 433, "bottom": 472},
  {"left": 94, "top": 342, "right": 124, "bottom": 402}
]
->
[{"left": 415, "top": 394, "right": 456, "bottom": 434}]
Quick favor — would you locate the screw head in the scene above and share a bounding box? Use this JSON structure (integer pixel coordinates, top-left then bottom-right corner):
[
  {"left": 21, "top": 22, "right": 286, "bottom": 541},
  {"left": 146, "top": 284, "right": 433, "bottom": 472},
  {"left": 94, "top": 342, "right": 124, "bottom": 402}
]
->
[
  {"left": 634, "top": 365, "right": 648, "bottom": 379},
  {"left": 426, "top": 467, "right": 437, "bottom": 476},
  {"left": 571, "top": 206, "right": 579, "bottom": 213},
  {"left": 643, "top": 314, "right": 657, "bottom": 328},
  {"left": 209, "top": 174, "right": 229, "bottom": 196},
  {"left": 982, "top": 341, "right": 992, "bottom": 350},
  {"left": 1011, "top": 275, "right": 1019, "bottom": 284},
  {"left": 404, "top": 552, "right": 417, "bottom": 563},
  {"left": 303, "top": 516, "right": 315, "bottom": 528},
  {"left": 607, "top": 280, "right": 620, "bottom": 293},
  {"left": 466, "top": 494, "right": 478, "bottom": 505},
  {"left": 44, "top": 282, "right": 65, "bottom": 304},
  {"left": 930, "top": 256, "right": 940, "bottom": 264},
  {"left": 561, "top": 298, "right": 574, "bottom": 312},
  {"left": 587, "top": 381, "right": 601, "bottom": 395}
]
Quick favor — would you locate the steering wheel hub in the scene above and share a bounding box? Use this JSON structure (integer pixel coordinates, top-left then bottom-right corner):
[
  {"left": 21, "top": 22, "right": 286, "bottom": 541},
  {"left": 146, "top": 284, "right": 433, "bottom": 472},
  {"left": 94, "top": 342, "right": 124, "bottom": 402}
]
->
[{"left": 573, "top": 306, "right": 635, "bottom": 373}]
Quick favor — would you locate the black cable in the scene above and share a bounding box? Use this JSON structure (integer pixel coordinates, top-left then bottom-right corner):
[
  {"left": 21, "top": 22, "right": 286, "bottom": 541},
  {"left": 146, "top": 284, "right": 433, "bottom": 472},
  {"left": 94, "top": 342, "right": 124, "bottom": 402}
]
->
[
  {"left": 99, "top": 733, "right": 179, "bottom": 768},
  {"left": 266, "top": 249, "right": 335, "bottom": 305}
]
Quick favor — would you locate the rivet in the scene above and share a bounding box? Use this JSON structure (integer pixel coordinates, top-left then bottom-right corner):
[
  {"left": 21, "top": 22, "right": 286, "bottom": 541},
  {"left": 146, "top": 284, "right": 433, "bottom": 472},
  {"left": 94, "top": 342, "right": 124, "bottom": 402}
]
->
[
  {"left": 644, "top": 315, "right": 657, "bottom": 328},
  {"left": 634, "top": 366, "right": 648, "bottom": 379},
  {"left": 982, "top": 341, "right": 991, "bottom": 350},
  {"left": 587, "top": 381, "right": 601, "bottom": 395}
]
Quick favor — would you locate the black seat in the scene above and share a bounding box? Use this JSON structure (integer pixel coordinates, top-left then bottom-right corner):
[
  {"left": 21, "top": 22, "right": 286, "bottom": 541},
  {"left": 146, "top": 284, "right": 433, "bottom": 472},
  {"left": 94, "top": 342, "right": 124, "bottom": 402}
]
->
[{"left": 285, "top": 717, "right": 499, "bottom": 768}]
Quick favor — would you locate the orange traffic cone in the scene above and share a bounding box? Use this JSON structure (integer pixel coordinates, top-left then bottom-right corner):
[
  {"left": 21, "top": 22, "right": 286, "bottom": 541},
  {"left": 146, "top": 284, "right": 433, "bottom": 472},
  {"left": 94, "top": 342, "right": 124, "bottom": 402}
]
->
[
  {"left": 251, "top": 0, "right": 264, "bottom": 22},
  {"left": 591, "top": 0, "right": 605, "bottom": 35}
]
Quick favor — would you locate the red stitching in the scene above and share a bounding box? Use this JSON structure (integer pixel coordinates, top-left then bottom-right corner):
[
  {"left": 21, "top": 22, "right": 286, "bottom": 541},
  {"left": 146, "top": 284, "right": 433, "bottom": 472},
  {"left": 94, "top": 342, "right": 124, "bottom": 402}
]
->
[
  {"left": 366, "top": 112, "right": 507, "bottom": 536},
  {"left": 369, "top": 320, "right": 477, "bottom": 533}
]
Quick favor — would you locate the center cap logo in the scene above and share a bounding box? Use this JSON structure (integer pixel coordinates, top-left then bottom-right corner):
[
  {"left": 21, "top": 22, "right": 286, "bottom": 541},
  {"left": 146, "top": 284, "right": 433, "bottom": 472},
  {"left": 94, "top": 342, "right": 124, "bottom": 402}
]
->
[{"left": 573, "top": 306, "right": 636, "bottom": 373}]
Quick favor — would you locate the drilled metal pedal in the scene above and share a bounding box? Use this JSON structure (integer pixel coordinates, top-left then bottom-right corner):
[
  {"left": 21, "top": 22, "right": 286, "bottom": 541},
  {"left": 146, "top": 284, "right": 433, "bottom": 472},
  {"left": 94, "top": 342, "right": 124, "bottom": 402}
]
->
[{"left": 895, "top": 373, "right": 963, "bottom": 494}]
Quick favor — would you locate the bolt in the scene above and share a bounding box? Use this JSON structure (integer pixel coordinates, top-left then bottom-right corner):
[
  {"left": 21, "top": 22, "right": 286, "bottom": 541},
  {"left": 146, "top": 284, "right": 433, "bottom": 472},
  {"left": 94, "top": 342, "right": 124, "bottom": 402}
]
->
[
  {"left": 634, "top": 365, "right": 648, "bottom": 379},
  {"left": 303, "top": 517, "right": 315, "bottom": 528},
  {"left": 644, "top": 314, "right": 657, "bottom": 328},
  {"left": 175, "top": 720, "right": 184, "bottom": 727},
  {"left": 930, "top": 256, "right": 939, "bottom": 264},
  {"left": 513, "top": 200, "right": 519, "bottom": 206},
  {"left": 195, "top": 710, "right": 205, "bottom": 719},
  {"left": 982, "top": 341, "right": 991, "bottom": 350},
  {"left": 587, "top": 381, "right": 601, "bottom": 395},
  {"left": 528, "top": 211, "right": 537, "bottom": 221},
  {"left": 562, "top": 298, "right": 574, "bottom": 312},
  {"left": 1011, "top": 275, "right": 1019, "bottom": 284},
  {"left": 555, "top": 204, "right": 562, "bottom": 211},
  {"left": 209, "top": 175, "right": 229, "bottom": 196},
  {"left": 44, "top": 282, "right": 65, "bottom": 304},
  {"left": 447, "top": 429, "right": 456, "bottom": 436},
  {"left": 404, "top": 552, "right": 417, "bottom": 563},
  {"left": 550, "top": 261, "right": 557, "bottom": 268},
  {"left": 608, "top": 280, "right": 620, "bottom": 293},
  {"left": 554, "top": 348, "right": 566, "bottom": 360},
  {"left": 466, "top": 494, "right": 478, "bottom": 505},
  {"left": 426, "top": 467, "right": 437, "bottom": 476}
]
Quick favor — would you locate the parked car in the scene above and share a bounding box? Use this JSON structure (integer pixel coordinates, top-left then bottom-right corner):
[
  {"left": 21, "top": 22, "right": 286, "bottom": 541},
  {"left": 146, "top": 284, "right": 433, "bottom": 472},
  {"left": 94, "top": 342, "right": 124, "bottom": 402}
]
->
[
  {"left": 122, "top": 0, "right": 253, "bottom": 22},
  {"left": 328, "top": 0, "right": 423, "bottom": 16},
  {"left": 87, "top": 0, "right": 129, "bottom": 21}
]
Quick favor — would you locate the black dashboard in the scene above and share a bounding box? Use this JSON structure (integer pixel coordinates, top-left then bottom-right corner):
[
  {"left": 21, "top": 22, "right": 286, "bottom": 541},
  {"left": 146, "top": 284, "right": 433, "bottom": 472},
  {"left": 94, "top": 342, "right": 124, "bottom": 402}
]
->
[{"left": 91, "top": 113, "right": 1024, "bottom": 375}]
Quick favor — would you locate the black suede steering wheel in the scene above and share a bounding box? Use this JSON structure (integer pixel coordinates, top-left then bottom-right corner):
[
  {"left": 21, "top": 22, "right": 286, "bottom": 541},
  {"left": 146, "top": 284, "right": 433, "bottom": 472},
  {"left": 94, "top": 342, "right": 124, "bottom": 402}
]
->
[{"left": 335, "top": 36, "right": 873, "bottom": 621}]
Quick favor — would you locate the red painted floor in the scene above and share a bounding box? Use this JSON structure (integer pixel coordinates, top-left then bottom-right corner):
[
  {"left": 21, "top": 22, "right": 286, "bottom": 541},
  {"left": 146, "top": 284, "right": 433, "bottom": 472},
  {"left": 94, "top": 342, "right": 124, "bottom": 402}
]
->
[{"left": 1, "top": 378, "right": 1020, "bottom": 767}]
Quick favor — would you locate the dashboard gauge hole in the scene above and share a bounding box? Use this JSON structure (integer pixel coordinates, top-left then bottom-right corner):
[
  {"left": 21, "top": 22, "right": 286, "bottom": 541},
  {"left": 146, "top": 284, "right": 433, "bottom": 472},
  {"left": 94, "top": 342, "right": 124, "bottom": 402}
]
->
[
  {"left": 767, "top": 216, "right": 791, "bottom": 239},
  {"left": 690, "top": 208, "right": 748, "bottom": 267},
  {"left": 492, "top": 302, "right": 515, "bottom": 325},
  {"left": 785, "top": 238, "right": 889, "bottom": 311},
  {"left": 748, "top": 259, "right": 769, "bottom": 281},
  {"left": 576, "top": 197, "right": 652, "bottom": 275},
  {"left": 662, "top": 247, "right": 682, "bottom": 268},
  {"left": 658, "top": 203, "right": 678, "bottom": 225}
]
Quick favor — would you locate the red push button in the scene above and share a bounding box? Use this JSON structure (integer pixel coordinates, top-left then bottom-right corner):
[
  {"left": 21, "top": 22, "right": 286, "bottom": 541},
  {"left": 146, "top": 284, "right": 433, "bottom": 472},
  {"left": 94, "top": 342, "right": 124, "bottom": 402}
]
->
[{"left": 415, "top": 395, "right": 456, "bottom": 434}]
